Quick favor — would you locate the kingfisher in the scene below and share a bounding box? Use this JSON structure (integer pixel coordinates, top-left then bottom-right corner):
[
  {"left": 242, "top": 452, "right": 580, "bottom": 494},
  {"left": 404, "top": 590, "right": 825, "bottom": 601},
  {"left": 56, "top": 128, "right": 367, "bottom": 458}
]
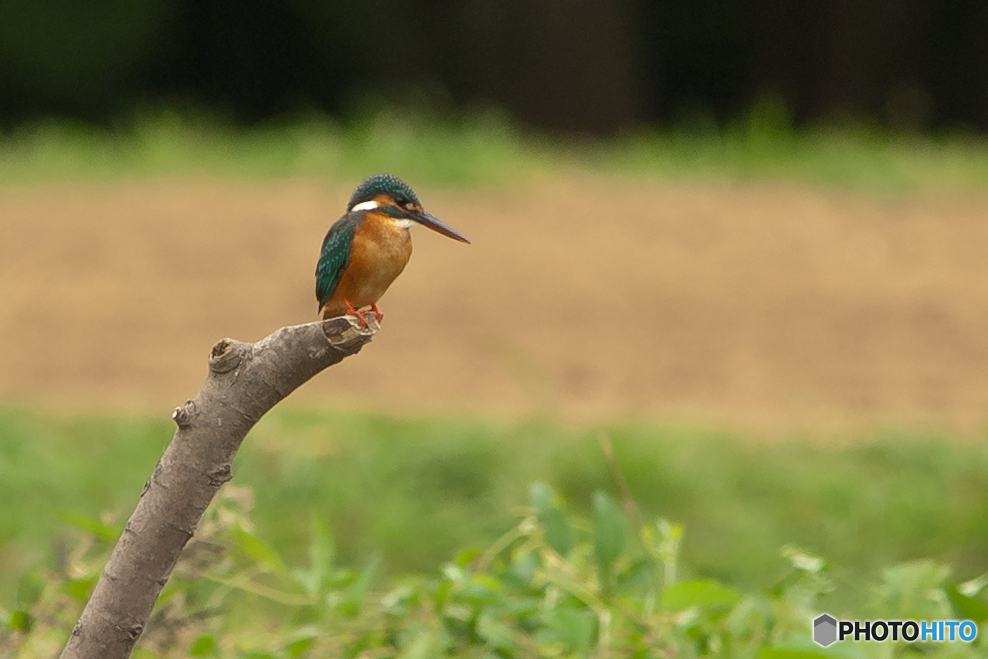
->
[{"left": 315, "top": 174, "right": 470, "bottom": 326}]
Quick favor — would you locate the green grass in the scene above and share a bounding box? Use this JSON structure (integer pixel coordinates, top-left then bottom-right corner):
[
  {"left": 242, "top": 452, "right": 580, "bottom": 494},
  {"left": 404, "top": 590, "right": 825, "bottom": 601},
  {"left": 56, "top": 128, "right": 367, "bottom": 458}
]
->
[
  {"left": 603, "top": 127, "right": 988, "bottom": 192},
  {"left": 0, "top": 110, "right": 548, "bottom": 188},
  {"left": 3, "top": 108, "right": 988, "bottom": 191},
  {"left": 602, "top": 96, "right": 988, "bottom": 192},
  {"left": 4, "top": 406, "right": 987, "bottom": 657},
  {"left": 2, "top": 405, "right": 986, "bottom": 607}
]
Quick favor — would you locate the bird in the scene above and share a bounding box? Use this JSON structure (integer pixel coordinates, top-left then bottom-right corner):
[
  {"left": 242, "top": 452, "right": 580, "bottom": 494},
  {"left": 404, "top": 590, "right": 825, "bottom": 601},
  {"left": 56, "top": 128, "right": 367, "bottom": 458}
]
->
[{"left": 315, "top": 174, "right": 470, "bottom": 326}]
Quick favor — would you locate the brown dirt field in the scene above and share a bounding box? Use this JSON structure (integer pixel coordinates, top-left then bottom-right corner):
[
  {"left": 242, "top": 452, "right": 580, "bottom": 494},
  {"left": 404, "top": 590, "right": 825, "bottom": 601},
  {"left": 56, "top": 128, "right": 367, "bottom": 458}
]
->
[{"left": 2, "top": 176, "right": 988, "bottom": 433}]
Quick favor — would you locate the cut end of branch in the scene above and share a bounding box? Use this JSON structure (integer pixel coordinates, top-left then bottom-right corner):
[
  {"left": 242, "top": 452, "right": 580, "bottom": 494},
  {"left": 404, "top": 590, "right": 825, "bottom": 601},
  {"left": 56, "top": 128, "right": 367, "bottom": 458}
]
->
[
  {"left": 211, "top": 338, "right": 234, "bottom": 359},
  {"left": 322, "top": 314, "right": 380, "bottom": 349},
  {"left": 209, "top": 338, "right": 246, "bottom": 374}
]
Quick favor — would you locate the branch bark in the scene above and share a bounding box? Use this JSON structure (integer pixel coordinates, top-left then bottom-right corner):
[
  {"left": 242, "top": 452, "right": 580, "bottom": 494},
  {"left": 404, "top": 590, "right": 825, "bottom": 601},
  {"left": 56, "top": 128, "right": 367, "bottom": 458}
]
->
[{"left": 59, "top": 315, "right": 378, "bottom": 659}]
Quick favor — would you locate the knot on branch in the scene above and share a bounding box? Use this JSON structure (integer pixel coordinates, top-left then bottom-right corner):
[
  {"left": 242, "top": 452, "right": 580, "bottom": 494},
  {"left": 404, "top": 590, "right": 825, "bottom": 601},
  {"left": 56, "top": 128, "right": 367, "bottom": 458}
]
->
[
  {"left": 209, "top": 338, "right": 246, "bottom": 374},
  {"left": 207, "top": 464, "right": 233, "bottom": 486},
  {"left": 171, "top": 400, "right": 196, "bottom": 428}
]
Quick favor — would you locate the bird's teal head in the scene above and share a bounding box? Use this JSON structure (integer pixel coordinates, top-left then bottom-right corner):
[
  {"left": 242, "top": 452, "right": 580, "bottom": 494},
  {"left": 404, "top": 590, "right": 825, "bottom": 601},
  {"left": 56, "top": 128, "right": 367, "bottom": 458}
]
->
[
  {"left": 348, "top": 174, "right": 420, "bottom": 211},
  {"left": 347, "top": 174, "right": 470, "bottom": 244}
]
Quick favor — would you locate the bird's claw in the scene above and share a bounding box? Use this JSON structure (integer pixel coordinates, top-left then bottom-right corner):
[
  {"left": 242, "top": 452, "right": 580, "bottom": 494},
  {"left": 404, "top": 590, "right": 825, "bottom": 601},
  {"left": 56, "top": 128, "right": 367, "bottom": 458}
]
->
[{"left": 344, "top": 300, "right": 370, "bottom": 329}]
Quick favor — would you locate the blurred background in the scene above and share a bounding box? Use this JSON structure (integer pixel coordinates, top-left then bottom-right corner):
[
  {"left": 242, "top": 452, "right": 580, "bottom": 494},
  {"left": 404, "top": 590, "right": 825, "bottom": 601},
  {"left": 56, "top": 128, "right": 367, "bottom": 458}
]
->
[
  {"left": 1, "top": 0, "right": 988, "bottom": 134},
  {"left": 2, "top": 2, "right": 988, "bottom": 655}
]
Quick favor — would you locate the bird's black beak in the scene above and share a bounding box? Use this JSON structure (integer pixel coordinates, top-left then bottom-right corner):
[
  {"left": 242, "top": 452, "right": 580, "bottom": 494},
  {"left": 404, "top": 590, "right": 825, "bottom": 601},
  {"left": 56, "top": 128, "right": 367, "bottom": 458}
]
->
[{"left": 410, "top": 211, "right": 471, "bottom": 244}]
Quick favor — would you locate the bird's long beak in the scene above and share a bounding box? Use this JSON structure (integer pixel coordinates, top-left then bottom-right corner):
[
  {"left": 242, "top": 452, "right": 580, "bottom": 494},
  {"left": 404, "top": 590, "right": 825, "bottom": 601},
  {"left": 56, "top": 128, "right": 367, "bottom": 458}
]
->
[{"left": 411, "top": 211, "right": 471, "bottom": 244}]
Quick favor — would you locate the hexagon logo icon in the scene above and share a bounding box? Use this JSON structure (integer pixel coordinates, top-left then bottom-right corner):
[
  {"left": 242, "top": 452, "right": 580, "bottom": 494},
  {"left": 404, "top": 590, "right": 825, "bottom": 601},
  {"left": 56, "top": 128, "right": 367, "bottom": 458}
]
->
[{"left": 813, "top": 613, "right": 838, "bottom": 647}]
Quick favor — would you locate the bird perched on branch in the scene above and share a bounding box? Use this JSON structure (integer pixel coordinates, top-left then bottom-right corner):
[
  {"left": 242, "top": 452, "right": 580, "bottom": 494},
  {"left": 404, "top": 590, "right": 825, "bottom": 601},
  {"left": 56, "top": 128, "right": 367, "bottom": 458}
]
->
[{"left": 316, "top": 174, "right": 470, "bottom": 326}]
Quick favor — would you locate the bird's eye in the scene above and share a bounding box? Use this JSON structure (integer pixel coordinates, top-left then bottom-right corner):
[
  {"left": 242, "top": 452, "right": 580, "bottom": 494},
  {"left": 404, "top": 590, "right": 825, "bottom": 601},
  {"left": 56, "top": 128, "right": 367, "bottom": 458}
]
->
[{"left": 403, "top": 201, "right": 416, "bottom": 211}]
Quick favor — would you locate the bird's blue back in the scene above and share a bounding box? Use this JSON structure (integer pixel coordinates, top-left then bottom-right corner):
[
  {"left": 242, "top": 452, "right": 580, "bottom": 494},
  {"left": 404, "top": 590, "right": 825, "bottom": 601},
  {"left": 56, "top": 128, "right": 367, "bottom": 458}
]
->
[{"left": 315, "top": 214, "right": 358, "bottom": 307}]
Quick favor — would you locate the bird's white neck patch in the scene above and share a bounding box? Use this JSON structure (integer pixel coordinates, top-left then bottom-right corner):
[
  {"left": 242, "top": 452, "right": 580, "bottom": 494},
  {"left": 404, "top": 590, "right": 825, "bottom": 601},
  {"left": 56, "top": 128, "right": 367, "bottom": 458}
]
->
[
  {"left": 395, "top": 218, "right": 416, "bottom": 229},
  {"left": 351, "top": 200, "right": 379, "bottom": 212}
]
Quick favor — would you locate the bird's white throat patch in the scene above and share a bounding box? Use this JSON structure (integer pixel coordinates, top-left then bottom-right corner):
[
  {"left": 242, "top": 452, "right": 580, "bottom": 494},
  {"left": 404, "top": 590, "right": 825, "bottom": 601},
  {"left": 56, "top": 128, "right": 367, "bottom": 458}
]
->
[{"left": 351, "top": 199, "right": 415, "bottom": 229}]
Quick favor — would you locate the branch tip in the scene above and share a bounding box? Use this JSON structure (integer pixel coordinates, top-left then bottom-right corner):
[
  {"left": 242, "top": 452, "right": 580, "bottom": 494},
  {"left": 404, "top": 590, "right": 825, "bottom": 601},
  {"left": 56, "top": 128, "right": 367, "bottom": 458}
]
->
[{"left": 322, "top": 314, "right": 380, "bottom": 348}]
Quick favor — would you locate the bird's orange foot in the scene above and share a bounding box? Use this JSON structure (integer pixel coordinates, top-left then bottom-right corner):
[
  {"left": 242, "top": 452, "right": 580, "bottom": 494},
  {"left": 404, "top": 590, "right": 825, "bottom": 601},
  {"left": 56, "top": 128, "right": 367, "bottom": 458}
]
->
[
  {"left": 344, "top": 300, "right": 369, "bottom": 328},
  {"left": 370, "top": 304, "right": 384, "bottom": 323}
]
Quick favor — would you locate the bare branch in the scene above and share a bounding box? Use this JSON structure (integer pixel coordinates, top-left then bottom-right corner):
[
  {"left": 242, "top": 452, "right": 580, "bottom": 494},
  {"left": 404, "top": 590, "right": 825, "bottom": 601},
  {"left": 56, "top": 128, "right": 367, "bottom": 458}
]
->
[{"left": 59, "top": 316, "right": 378, "bottom": 659}]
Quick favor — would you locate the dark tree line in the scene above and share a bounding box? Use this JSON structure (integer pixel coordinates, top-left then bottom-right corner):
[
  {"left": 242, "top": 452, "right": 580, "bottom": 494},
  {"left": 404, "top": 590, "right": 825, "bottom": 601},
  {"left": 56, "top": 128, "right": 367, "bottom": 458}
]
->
[{"left": 0, "top": 0, "right": 985, "bottom": 135}]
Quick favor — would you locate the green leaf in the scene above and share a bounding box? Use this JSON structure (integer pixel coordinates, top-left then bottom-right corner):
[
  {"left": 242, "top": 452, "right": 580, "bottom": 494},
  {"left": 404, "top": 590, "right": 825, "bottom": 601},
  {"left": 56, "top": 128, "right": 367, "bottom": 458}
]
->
[
  {"left": 61, "top": 576, "right": 98, "bottom": 602},
  {"left": 508, "top": 550, "right": 539, "bottom": 586},
  {"left": 780, "top": 545, "right": 827, "bottom": 574},
  {"left": 593, "top": 491, "right": 625, "bottom": 581},
  {"left": 946, "top": 584, "right": 988, "bottom": 622},
  {"left": 876, "top": 560, "right": 951, "bottom": 619},
  {"left": 530, "top": 482, "right": 575, "bottom": 556},
  {"left": 336, "top": 553, "right": 380, "bottom": 617},
  {"left": 477, "top": 613, "right": 518, "bottom": 653},
  {"left": 661, "top": 579, "right": 740, "bottom": 612},
  {"left": 232, "top": 526, "right": 287, "bottom": 575},
  {"left": 294, "top": 516, "right": 334, "bottom": 594},
  {"left": 189, "top": 634, "right": 217, "bottom": 656},
  {"left": 457, "top": 574, "right": 504, "bottom": 607},
  {"left": 381, "top": 581, "right": 422, "bottom": 616},
  {"left": 539, "top": 607, "right": 596, "bottom": 652},
  {"left": 15, "top": 571, "right": 44, "bottom": 608},
  {"left": 957, "top": 573, "right": 988, "bottom": 597},
  {"left": 454, "top": 546, "right": 481, "bottom": 567},
  {"left": 617, "top": 557, "right": 655, "bottom": 591},
  {"left": 9, "top": 610, "right": 32, "bottom": 633},
  {"left": 397, "top": 630, "right": 440, "bottom": 659},
  {"left": 310, "top": 515, "right": 334, "bottom": 570},
  {"left": 284, "top": 627, "right": 320, "bottom": 658},
  {"left": 56, "top": 512, "right": 120, "bottom": 542}
]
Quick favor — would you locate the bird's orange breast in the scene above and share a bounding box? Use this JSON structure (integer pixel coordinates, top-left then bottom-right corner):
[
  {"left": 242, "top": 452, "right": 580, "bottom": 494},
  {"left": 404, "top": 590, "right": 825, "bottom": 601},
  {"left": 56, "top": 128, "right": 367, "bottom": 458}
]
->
[{"left": 321, "top": 213, "right": 413, "bottom": 318}]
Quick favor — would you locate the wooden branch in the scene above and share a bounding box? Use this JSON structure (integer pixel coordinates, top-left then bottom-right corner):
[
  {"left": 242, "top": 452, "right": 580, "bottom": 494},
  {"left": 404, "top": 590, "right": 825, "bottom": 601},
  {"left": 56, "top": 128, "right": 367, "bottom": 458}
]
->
[{"left": 59, "top": 316, "right": 378, "bottom": 659}]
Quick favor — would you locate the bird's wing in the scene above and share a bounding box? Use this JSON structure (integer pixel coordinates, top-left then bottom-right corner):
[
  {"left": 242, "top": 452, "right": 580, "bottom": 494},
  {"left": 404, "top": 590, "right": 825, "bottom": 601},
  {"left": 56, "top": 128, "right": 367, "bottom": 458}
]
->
[{"left": 315, "top": 215, "right": 358, "bottom": 308}]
